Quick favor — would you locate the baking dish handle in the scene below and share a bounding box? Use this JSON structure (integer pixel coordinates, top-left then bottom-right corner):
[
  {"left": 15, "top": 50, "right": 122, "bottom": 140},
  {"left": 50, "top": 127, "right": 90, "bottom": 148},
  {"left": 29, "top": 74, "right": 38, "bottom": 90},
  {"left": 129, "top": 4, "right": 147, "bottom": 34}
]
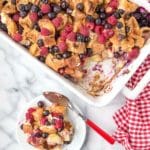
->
[{"left": 122, "top": 70, "right": 150, "bottom": 100}]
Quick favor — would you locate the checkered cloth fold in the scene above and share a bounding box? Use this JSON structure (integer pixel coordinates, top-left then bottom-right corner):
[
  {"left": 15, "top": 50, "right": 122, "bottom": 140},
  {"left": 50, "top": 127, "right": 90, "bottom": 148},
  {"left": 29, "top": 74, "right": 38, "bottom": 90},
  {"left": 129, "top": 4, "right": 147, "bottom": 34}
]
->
[{"left": 113, "top": 55, "right": 150, "bottom": 150}]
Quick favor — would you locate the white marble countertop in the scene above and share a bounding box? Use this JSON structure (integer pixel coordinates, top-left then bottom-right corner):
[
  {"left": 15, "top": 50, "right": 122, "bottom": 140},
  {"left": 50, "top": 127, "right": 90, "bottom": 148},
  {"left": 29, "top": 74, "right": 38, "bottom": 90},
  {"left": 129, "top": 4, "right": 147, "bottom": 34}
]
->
[{"left": 0, "top": 38, "right": 125, "bottom": 150}]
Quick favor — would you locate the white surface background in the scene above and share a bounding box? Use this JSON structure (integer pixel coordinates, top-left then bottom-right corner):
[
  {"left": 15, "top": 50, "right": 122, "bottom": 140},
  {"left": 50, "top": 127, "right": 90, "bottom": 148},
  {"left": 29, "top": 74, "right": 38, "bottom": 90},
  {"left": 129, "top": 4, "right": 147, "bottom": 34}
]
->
[{"left": 0, "top": 38, "right": 125, "bottom": 150}]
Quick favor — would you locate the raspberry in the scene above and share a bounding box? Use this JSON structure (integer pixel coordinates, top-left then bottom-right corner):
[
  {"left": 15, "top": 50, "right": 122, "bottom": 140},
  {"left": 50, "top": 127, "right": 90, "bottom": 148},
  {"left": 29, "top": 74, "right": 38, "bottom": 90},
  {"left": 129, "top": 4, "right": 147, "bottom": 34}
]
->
[
  {"left": 54, "top": 118, "right": 63, "bottom": 130},
  {"left": 98, "top": 34, "right": 106, "bottom": 44},
  {"left": 41, "top": 4, "right": 51, "bottom": 14},
  {"left": 26, "top": 112, "right": 34, "bottom": 123},
  {"left": 64, "top": 24, "right": 73, "bottom": 33},
  {"left": 12, "top": 33, "right": 22, "bottom": 42},
  {"left": 103, "top": 29, "right": 114, "bottom": 39},
  {"left": 52, "top": 17, "right": 62, "bottom": 28},
  {"left": 27, "top": 108, "right": 36, "bottom": 114},
  {"left": 40, "top": 47, "right": 48, "bottom": 56},
  {"left": 67, "top": 32, "right": 76, "bottom": 41},
  {"left": 94, "top": 25, "right": 103, "bottom": 34},
  {"left": 86, "top": 22, "right": 95, "bottom": 30},
  {"left": 58, "top": 42, "right": 67, "bottom": 52},
  {"left": 80, "top": 25, "right": 89, "bottom": 36},
  {"left": 107, "top": 15, "right": 117, "bottom": 25},
  {"left": 41, "top": 28, "right": 51, "bottom": 36},
  {"left": 128, "top": 47, "right": 139, "bottom": 60},
  {"left": 108, "top": 0, "right": 119, "bottom": 9},
  {"left": 29, "top": 12, "right": 38, "bottom": 22},
  {"left": 40, "top": 117, "right": 48, "bottom": 125},
  {"left": 60, "top": 30, "right": 68, "bottom": 41},
  {"left": 13, "top": 13, "right": 20, "bottom": 22}
]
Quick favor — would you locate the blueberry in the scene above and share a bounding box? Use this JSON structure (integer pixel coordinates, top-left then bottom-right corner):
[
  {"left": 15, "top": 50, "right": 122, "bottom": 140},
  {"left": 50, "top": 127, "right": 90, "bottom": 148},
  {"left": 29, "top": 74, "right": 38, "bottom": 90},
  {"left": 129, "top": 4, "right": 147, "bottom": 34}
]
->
[
  {"left": 52, "top": 45, "right": 59, "bottom": 53},
  {"left": 0, "top": 23, "right": 8, "bottom": 32},
  {"left": 86, "top": 15, "right": 95, "bottom": 22},
  {"left": 63, "top": 51, "right": 72, "bottom": 59},
  {"left": 118, "top": 9, "right": 125, "bottom": 15},
  {"left": 53, "top": 5, "right": 61, "bottom": 13},
  {"left": 104, "top": 23, "right": 112, "bottom": 29},
  {"left": 76, "top": 3, "right": 84, "bottom": 11},
  {"left": 45, "top": 120, "right": 51, "bottom": 126},
  {"left": 95, "top": 5, "right": 104, "bottom": 14},
  {"left": 33, "top": 23, "right": 40, "bottom": 31},
  {"left": 117, "top": 22, "right": 123, "bottom": 29},
  {"left": 60, "top": 1, "right": 69, "bottom": 10},
  {"left": 31, "top": 5, "right": 39, "bottom": 12},
  {"left": 20, "top": 124, "right": 23, "bottom": 130},
  {"left": 37, "top": 101, "right": 44, "bottom": 107},
  {"left": 37, "top": 56, "right": 45, "bottom": 62},
  {"left": 38, "top": 11, "right": 43, "bottom": 18},
  {"left": 34, "top": 132, "right": 42, "bottom": 137},
  {"left": 140, "top": 19, "right": 148, "bottom": 26},
  {"left": 95, "top": 18, "right": 102, "bottom": 25},
  {"left": 100, "top": 13, "right": 106, "bottom": 19},
  {"left": 133, "top": 12, "right": 142, "bottom": 20},
  {"left": 86, "top": 48, "right": 93, "bottom": 56},
  {"left": 77, "top": 33, "right": 84, "bottom": 42},
  {"left": 114, "top": 52, "right": 121, "bottom": 58},
  {"left": 42, "top": 132, "right": 49, "bottom": 138},
  {"left": 11, "top": 0, "right": 16, "bottom": 4},
  {"left": 41, "top": 0, "right": 48, "bottom": 3},
  {"left": 66, "top": 8, "right": 73, "bottom": 14},
  {"left": 56, "top": 54, "right": 63, "bottom": 59},
  {"left": 101, "top": 20, "right": 106, "bottom": 25},
  {"left": 19, "top": 4, "right": 25, "bottom": 11},
  {"left": 48, "top": 12, "right": 56, "bottom": 20},
  {"left": 24, "top": 3, "right": 32, "bottom": 12},
  {"left": 20, "top": 11, "right": 27, "bottom": 18},
  {"left": 43, "top": 110, "right": 50, "bottom": 116},
  {"left": 84, "top": 36, "right": 90, "bottom": 43},
  {"left": 114, "top": 12, "right": 121, "bottom": 19},
  {"left": 37, "top": 39, "right": 44, "bottom": 47}
]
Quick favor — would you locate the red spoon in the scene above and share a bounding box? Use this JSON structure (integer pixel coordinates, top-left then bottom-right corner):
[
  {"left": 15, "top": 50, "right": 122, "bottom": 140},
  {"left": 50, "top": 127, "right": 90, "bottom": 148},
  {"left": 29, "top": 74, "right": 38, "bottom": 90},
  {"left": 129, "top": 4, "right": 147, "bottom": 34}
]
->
[{"left": 43, "top": 91, "right": 115, "bottom": 145}]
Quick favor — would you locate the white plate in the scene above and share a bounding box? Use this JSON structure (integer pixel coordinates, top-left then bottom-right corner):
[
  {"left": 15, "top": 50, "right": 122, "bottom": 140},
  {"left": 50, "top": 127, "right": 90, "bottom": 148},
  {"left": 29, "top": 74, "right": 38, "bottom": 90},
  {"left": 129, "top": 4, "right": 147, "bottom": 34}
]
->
[{"left": 16, "top": 95, "right": 86, "bottom": 150}]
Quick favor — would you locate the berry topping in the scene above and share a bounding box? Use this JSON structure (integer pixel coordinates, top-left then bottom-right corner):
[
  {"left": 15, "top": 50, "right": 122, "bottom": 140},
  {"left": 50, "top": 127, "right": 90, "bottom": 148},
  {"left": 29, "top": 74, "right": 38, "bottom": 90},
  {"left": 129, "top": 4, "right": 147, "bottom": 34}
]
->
[
  {"left": 58, "top": 42, "right": 67, "bottom": 52},
  {"left": 41, "top": 4, "right": 51, "bottom": 14},
  {"left": 40, "top": 28, "right": 51, "bottom": 36},
  {"left": 12, "top": 13, "right": 20, "bottom": 22},
  {"left": 43, "top": 110, "right": 50, "bottom": 116},
  {"left": 48, "top": 12, "right": 56, "bottom": 20},
  {"left": 67, "top": 32, "right": 76, "bottom": 41},
  {"left": 60, "top": 1, "right": 69, "bottom": 10},
  {"left": 52, "top": 17, "right": 62, "bottom": 28},
  {"left": 107, "top": 15, "right": 117, "bottom": 25},
  {"left": 76, "top": 3, "right": 84, "bottom": 11},
  {"left": 40, "top": 47, "right": 48, "bottom": 56},
  {"left": 40, "top": 117, "right": 48, "bottom": 125},
  {"left": 86, "top": 22, "right": 95, "bottom": 30},
  {"left": 12, "top": 33, "right": 22, "bottom": 42},
  {"left": 98, "top": 34, "right": 106, "bottom": 44},
  {"left": 80, "top": 26, "right": 89, "bottom": 37},
  {"left": 37, "top": 101, "right": 44, "bottom": 108},
  {"left": 29, "top": 12, "right": 38, "bottom": 22},
  {"left": 94, "top": 25, "right": 103, "bottom": 34},
  {"left": 128, "top": 47, "right": 140, "bottom": 60}
]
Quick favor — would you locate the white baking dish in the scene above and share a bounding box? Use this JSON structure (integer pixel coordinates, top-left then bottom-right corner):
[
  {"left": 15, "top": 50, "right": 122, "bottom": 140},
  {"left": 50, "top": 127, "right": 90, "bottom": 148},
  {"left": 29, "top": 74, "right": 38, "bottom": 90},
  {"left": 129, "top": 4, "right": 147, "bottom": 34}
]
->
[{"left": 0, "top": 0, "right": 150, "bottom": 107}]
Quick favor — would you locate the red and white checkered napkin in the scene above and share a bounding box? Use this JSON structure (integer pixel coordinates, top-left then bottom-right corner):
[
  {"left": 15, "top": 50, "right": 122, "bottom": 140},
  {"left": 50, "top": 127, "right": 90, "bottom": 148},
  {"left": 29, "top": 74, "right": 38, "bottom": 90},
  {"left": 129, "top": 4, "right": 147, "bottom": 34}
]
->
[{"left": 113, "top": 55, "right": 150, "bottom": 150}]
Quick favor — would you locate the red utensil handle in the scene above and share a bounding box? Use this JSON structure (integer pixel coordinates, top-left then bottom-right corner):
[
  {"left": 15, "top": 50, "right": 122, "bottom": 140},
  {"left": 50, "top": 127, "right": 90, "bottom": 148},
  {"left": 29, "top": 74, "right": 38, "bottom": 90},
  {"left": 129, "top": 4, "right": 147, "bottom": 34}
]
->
[{"left": 86, "top": 119, "right": 115, "bottom": 144}]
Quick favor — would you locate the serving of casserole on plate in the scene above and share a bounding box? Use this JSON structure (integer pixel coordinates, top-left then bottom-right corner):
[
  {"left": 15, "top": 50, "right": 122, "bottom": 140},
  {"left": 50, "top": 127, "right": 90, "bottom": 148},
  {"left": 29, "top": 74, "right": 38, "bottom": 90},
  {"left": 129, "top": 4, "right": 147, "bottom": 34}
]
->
[{"left": 0, "top": 0, "right": 150, "bottom": 106}]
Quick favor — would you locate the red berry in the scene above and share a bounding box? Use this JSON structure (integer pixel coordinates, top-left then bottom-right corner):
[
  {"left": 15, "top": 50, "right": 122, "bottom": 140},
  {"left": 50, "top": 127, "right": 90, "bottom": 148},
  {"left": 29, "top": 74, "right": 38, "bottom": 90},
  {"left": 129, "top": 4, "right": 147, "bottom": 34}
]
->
[
  {"left": 41, "top": 4, "right": 51, "bottom": 14},
  {"left": 103, "top": 29, "right": 114, "bottom": 39},
  {"left": 80, "top": 25, "right": 89, "bottom": 36},
  {"left": 128, "top": 47, "right": 139, "bottom": 60},
  {"left": 54, "top": 119, "right": 63, "bottom": 130},
  {"left": 40, "top": 117, "right": 48, "bottom": 125},
  {"left": 52, "top": 17, "right": 62, "bottom": 28},
  {"left": 58, "top": 42, "right": 67, "bottom": 52},
  {"left": 107, "top": 15, "right": 117, "bottom": 25},
  {"left": 29, "top": 12, "right": 38, "bottom": 22},
  {"left": 108, "top": 0, "right": 119, "bottom": 9},
  {"left": 67, "top": 32, "right": 76, "bottom": 41},
  {"left": 64, "top": 24, "right": 73, "bottom": 33},
  {"left": 94, "top": 25, "right": 103, "bottom": 34},
  {"left": 98, "top": 34, "right": 106, "bottom": 44},
  {"left": 60, "top": 30, "right": 68, "bottom": 41},
  {"left": 40, "top": 47, "right": 48, "bottom": 56},
  {"left": 12, "top": 33, "right": 22, "bottom": 42},
  {"left": 86, "top": 22, "right": 95, "bottom": 30},
  {"left": 27, "top": 108, "right": 36, "bottom": 114},
  {"left": 13, "top": 13, "right": 20, "bottom": 22},
  {"left": 26, "top": 113, "right": 34, "bottom": 123},
  {"left": 41, "top": 28, "right": 51, "bottom": 36}
]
